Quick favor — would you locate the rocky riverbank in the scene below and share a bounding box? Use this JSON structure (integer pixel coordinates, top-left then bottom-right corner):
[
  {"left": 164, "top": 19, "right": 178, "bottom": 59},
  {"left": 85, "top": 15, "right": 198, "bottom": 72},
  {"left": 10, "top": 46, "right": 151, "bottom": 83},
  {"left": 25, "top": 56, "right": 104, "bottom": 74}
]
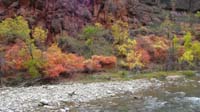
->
[{"left": 0, "top": 79, "right": 163, "bottom": 112}]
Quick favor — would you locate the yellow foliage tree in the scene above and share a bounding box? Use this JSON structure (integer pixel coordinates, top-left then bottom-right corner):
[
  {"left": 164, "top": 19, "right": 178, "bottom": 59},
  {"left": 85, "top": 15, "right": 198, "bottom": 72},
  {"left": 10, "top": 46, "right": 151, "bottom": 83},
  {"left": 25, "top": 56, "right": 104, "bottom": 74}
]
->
[
  {"left": 32, "top": 26, "right": 48, "bottom": 43},
  {"left": 111, "top": 20, "right": 144, "bottom": 70},
  {"left": 0, "top": 16, "right": 30, "bottom": 42},
  {"left": 178, "top": 32, "right": 200, "bottom": 67}
]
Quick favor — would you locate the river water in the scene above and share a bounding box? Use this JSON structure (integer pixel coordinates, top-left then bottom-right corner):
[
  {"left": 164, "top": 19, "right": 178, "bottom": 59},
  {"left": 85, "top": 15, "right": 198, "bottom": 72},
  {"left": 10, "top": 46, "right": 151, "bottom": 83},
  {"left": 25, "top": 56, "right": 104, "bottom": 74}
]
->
[{"left": 72, "top": 76, "right": 200, "bottom": 112}]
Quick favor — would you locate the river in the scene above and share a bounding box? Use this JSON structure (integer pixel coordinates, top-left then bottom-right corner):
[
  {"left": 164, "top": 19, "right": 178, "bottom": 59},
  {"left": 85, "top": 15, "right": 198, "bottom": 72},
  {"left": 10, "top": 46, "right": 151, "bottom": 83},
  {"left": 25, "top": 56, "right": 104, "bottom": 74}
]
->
[{"left": 72, "top": 76, "right": 200, "bottom": 112}]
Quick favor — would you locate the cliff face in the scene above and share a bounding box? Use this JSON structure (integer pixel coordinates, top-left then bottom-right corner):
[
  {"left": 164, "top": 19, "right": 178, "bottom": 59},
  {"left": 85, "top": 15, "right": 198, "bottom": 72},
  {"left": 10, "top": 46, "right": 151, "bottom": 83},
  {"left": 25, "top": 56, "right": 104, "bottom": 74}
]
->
[
  {"left": 140, "top": 0, "right": 200, "bottom": 12},
  {"left": 0, "top": 0, "right": 94, "bottom": 36},
  {"left": 0, "top": 0, "right": 199, "bottom": 36}
]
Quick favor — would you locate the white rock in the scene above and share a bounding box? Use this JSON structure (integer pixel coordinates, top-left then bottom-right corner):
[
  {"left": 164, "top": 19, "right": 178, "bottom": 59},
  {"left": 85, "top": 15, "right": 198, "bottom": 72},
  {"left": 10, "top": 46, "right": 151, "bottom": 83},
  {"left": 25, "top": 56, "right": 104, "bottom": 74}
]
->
[
  {"left": 59, "top": 107, "right": 70, "bottom": 112},
  {"left": 107, "top": 90, "right": 112, "bottom": 94},
  {"left": 60, "top": 109, "right": 66, "bottom": 112},
  {"left": 64, "top": 107, "right": 70, "bottom": 111},
  {"left": 43, "top": 105, "right": 54, "bottom": 109},
  {"left": 40, "top": 99, "right": 49, "bottom": 105},
  {"left": 195, "top": 73, "right": 200, "bottom": 77},
  {"left": 174, "top": 92, "right": 186, "bottom": 97},
  {"left": 166, "top": 75, "right": 185, "bottom": 81}
]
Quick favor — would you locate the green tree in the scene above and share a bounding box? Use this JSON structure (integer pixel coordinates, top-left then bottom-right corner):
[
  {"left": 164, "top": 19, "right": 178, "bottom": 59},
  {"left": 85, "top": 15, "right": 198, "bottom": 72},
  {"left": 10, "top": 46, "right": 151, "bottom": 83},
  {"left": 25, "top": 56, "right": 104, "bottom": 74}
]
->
[{"left": 82, "top": 23, "right": 104, "bottom": 56}]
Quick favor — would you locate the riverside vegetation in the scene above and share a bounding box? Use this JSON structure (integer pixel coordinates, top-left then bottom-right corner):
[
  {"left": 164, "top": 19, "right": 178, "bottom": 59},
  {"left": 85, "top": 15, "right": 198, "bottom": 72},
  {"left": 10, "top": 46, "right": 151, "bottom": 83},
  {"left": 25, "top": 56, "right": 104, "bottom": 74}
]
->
[
  {"left": 0, "top": 0, "right": 200, "bottom": 86},
  {"left": 0, "top": 15, "right": 199, "bottom": 86}
]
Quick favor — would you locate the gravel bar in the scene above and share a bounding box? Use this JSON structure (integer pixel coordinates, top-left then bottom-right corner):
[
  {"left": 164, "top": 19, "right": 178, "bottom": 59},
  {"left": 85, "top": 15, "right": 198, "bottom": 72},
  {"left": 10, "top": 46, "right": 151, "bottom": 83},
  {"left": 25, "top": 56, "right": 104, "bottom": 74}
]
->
[{"left": 0, "top": 79, "right": 162, "bottom": 112}]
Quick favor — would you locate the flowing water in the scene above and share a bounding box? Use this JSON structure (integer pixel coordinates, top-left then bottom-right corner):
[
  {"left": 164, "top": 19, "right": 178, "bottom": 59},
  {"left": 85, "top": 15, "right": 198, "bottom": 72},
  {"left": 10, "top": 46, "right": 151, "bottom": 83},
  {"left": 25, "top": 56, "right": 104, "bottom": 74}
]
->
[{"left": 71, "top": 76, "right": 200, "bottom": 112}]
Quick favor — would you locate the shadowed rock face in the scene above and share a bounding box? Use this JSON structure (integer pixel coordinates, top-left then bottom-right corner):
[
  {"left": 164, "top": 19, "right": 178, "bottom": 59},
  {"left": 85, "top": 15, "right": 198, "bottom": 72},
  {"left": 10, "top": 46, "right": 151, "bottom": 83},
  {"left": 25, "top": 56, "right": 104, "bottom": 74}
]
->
[
  {"left": 0, "top": 0, "right": 199, "bottom": 37},
  {"left": 140, "top": 0, "right": 200, "bottom": 12},
  {"left": 0, "top": 0, "right": 94, "bottom": 36},
  {"left": 192, "top": 1, "right": 200, "bottom": 12}
]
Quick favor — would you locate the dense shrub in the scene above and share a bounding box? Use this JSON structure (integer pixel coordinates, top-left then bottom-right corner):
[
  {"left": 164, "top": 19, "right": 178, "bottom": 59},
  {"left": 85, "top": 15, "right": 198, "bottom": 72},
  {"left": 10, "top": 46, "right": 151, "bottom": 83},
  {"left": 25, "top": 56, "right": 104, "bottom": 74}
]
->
[
  {"left": 32, "top": 26, "right": 48, "bottom": 43},
  {"left": 4, "top": 41, "right": 29, "bottom": 71},
  {"left": 3, "top": 40, "right": 44, "bottom": 77},
  {"left": 80, "top": 23, "right": 109, "bottom": 57},
  {"left": 43, "top": 44, "right": 116, "bottom": 77},
  {"left": 0, "top": 16, "right": 30, "bottom": 43},
  {"left": 136, "top": 36, "right": 169, "bottom": 63},
  {"left": 0, "top": 16, "right": 116, "bottom": 79},
  {"left": 83, "top": 55, "right": 117, "bottom": 72},
  {"left": 0, "top": 17, "right": 43, "bottom": 78},
  {"left": 83, "top": 59, "right": 102, "bottom": 72},
  {"left": 82, "top": 24, "right": 103, "bottom": 39},
  {"left": 43, "top": 44, "right": 85, "bottom": 77},
  {"left": 91, "top": 55, "right": 117, "bottom": 69},
  {"left": 42, "top": 43, "right": 117, "bottom": 77}
]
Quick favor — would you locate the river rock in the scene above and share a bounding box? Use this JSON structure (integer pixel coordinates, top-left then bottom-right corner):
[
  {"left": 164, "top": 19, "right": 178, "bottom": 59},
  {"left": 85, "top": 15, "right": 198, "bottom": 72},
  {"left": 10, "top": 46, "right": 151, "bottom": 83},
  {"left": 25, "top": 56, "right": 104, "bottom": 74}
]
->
[
  {"left": 195, "top": 73, "right": 200, "bottom": 77},
  {"left": 43, "top": 105, "right": 54, "bottom": 109},
  {"left": 60, "top": 107, "right": 70, "bottom": 112},
  {"left": 174, "top": 92, "right": 186, "bottom": 98},
  {"left": 150, "top": 78, "right": 160, "bottom": 83},
  {"left": 166, "top": 75, "right": 185, "bottom": 81},
  {"left": 39, "top": 99, "right": 50, "bottom": 106},
  {"left": 184, "top": 97, "right": 200, "bottom": 105}
]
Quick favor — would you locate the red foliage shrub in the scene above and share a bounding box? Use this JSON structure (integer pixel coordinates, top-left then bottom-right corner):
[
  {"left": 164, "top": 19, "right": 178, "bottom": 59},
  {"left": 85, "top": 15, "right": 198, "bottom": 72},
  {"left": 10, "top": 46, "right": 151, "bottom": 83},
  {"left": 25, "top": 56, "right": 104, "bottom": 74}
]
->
[
  {"left": 136, "top": 35, "right": 169, "bottom": 63},
  {"left": 83, "top": 59, "right": 102, "bottom": 72},
  {"left": 83, "top": 55, "right": 117, "bottom": 72},
  {"left": 91, "top": 55, "right": 117, "bottom": 68},
  {"left": 3, "top": 43, "right": 117, "bottom": 78},
  {"left": 4, "top": 41, "right": 30, "bottom": 71},
  {"left": 139, "top": 48, "right": 151, "bottom": 65},
  {"left": 43, "top": 44, "right": 85, "bottom": 77},
  {"left": 45, "top": 64, "right": 66, "bottom": 77},
  {"left": 153, "top": 48, "right": 167, "bottom": 63}
]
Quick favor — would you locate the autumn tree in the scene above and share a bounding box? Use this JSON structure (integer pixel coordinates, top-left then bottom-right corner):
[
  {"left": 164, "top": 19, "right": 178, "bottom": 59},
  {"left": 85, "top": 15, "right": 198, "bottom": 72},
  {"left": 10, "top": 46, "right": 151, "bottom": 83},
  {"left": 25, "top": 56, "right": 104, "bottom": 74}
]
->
[
  {"left": 0, "top": 16, "right": 47, "bottom": 78},
  {"left": 160, "top": 16, "right": 179, "bottom": 70},
  {"left": 32, "top": 26, "right": 48, "bottom": 50},
  {"left": 178, "top": 32, "right": 200, "bottom": 69},
  {"left": 111, "top": 20, "right": 149, "bottom": 71}
]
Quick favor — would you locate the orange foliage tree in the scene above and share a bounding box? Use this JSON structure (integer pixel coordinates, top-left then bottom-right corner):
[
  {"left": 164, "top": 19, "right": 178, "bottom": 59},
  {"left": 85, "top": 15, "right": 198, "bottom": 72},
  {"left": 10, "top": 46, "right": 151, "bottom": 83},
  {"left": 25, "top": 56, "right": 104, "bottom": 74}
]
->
[{"left": 43, "top": 44, "right": 85, "bottom": 77}]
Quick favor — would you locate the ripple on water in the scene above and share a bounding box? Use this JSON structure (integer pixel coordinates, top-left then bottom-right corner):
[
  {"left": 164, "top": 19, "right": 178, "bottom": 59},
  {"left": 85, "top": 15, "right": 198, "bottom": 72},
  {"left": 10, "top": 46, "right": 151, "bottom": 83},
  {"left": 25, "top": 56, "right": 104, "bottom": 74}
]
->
[{"left": 72, "top": 79, "right": 200, "bottom": 112}]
